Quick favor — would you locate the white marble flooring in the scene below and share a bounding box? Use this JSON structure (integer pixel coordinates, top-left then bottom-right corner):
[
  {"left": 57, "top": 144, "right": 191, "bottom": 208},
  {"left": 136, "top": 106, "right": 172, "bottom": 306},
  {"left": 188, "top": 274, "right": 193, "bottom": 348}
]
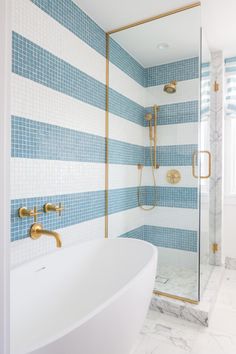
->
[
  {"left": 133, "top": 269, "right": 236, "bottom": 354},
  {"left": 155, "top": 264, "right": 213, "bottom": 300}
]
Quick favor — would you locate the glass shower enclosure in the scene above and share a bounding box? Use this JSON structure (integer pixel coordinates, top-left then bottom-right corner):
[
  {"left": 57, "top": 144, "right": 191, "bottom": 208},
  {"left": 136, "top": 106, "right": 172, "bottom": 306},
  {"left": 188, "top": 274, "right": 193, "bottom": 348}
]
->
[{"left": 107, "top": 3, "right": 212, "bottom": 303}]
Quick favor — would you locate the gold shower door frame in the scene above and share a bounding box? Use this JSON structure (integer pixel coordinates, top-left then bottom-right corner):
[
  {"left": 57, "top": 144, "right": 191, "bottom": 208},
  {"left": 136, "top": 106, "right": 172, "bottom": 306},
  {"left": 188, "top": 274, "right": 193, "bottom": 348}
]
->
[{"left": 105, "top": 2, "right": 201, "bottom": 305}]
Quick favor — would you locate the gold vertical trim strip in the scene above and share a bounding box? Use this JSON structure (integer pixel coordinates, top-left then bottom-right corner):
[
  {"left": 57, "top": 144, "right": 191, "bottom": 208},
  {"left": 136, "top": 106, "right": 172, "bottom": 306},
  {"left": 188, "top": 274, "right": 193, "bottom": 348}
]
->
[
  {"left": 107, "top": 2, "right": 201, "bottom": 35},
  {"left": 153, "top": 105, "right": 158, "bottom": 169},
  {"left": 105, "top": 33, "right": 110, "bottom": 239}
]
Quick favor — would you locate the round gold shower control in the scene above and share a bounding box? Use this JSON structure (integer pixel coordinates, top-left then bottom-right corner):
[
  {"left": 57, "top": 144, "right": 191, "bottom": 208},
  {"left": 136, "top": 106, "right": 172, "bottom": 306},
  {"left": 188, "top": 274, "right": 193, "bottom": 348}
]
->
[{"left": 166, "top": 169, "right": 181, "bottom": 184}]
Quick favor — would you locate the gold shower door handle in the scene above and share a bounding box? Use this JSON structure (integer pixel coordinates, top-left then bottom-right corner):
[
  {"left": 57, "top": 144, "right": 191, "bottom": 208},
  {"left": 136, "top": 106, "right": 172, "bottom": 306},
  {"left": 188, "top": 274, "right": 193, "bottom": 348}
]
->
[{"left": 192, "top": 150, "right": 211, "bottom": 179}]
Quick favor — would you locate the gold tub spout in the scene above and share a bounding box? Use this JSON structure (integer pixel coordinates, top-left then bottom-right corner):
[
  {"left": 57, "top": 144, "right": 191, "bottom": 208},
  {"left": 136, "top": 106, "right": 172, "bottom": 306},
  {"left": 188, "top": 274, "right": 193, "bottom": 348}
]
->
[{"left": 30, "top": 223, "right": 62, "bottom": 248}]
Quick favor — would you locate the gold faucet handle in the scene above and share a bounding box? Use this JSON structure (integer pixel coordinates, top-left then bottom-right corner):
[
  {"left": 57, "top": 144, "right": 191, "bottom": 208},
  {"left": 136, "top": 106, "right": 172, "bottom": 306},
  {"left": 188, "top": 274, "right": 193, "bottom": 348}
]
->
[
  {"left": 18, "top": 207, "right": 42, "bottom": 222},
  {"left": 44, "top": 203, "right": 64, "bottom": 216}
]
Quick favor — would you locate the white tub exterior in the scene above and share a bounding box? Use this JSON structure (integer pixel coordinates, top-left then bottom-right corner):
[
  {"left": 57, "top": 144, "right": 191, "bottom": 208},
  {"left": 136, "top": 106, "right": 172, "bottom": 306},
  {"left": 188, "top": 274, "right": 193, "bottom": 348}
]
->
[{"left": 11, "top": 238, "right": 157, "bottom": 354}]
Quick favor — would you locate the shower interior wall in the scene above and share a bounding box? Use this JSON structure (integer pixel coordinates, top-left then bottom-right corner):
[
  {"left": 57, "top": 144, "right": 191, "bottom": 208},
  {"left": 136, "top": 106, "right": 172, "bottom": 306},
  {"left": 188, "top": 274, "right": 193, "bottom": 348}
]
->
[
  {"left": 11, "top": 1, "right": 200, "bottom": 277},
  {"left": 117, "top": 56, "right": 200, "bottom": 275}
]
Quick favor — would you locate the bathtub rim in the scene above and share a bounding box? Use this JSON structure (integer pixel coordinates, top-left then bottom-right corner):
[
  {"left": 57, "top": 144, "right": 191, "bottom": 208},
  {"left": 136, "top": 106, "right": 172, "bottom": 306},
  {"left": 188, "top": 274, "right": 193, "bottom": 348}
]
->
[{"left": 11, "top": 237, "right": 157, "bottom": 354}]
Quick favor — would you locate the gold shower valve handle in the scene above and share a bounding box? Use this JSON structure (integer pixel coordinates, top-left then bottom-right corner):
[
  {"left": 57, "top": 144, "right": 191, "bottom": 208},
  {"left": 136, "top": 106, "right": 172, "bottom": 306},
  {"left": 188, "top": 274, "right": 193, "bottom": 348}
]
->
[
  {"left": 44, "top": 203, "right": 64, "bottom": 216},
  {"left": 18, "top": 207, "right": 42, "bottom": 222}
]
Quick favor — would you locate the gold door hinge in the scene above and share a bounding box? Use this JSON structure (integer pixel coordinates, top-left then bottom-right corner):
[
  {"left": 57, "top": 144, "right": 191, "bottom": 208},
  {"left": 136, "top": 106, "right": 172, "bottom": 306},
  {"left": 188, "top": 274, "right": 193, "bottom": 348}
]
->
[
  {"left": 214, "top": 81, "right": 220, "bottom": 92},
  {"left": 212, "top": 243, "right": 219, "bottom": 253}
]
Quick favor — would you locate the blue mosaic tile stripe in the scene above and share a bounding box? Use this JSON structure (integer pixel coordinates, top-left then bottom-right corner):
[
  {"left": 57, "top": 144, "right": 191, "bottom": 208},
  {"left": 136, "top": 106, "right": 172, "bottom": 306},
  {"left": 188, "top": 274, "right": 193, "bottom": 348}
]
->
[
  {"left": 12, "top": 32, "right": 144, "bottom": 127},
  {"left": 31, "top": 0, "right": 146, "bottom": 86},
  {"left": 201, "top": 62, "right": 210, "bottom": 68},
  {"left": 109, "top": 88, "right": 145, "bottom": 126},
  {"left": 31, "top": 0, "right": 106, "bottom": 57},
  {"left": 144, "top": 186, "right": 198, "bottom": 209},
  {"left": 110, "top": 38, "right": 145, "bottom": 86},
  {"left": 12, "top": 116, "right": 144, "bottom": 165},
  {"left": 146, "top": 57, "right": 199, "bottom": 87},
  {"left": 144, "top": 101, "right": 198, "bottom": 126},
  {"left": 119, "top": 226, "right": 144, "bottom": 240},
  {"left": 225, "top": 56, "right": 236, "bottom": 64},
  {"left": 121, "top": 225, "right": 197, "bottom": 252},
  {"left": 11, "top": 116, "right": 106, "bottom": 162},
  {"left": 11, "top": 191, "right": 105, "bottom": 242},
  {"left": 11, "top": 187, "right": 141, "bottom": 242},
  {"left": 108, "top": 187, "right": 139, "bottom": 215},
  {"left": 12, "top": 32, "right": 106, "bottom": 111},
  {"left": 143, "top": 225, "right": 197, "bottom": 252},
  {"left": 11, "top": 186, "right": 196, "bottom": 241},
  {"left": 109, "top": 138, "right": 144, "bottom": 165},
  {"left": 145, "top": 144, "right": 197, "bottom": 166}
]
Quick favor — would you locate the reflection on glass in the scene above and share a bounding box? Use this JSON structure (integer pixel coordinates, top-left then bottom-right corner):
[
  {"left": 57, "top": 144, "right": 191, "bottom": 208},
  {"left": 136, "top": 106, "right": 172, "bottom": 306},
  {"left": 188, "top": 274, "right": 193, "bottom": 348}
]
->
[{"left": 109, "top": 6, "right": 206, "bottom": 302}]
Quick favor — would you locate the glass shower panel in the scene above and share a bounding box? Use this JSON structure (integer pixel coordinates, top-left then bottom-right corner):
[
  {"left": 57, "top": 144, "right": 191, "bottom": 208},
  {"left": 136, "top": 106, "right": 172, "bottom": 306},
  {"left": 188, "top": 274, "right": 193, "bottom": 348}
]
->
[{"left": 109, "top": 6, "right": 201, "bottom": 302}]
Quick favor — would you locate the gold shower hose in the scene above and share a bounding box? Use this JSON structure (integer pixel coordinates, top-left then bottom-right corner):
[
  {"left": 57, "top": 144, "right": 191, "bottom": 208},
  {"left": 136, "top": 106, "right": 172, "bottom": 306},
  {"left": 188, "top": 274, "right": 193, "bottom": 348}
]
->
[{"left": 138, "top": 106, "right": 158, "bottom": 211}]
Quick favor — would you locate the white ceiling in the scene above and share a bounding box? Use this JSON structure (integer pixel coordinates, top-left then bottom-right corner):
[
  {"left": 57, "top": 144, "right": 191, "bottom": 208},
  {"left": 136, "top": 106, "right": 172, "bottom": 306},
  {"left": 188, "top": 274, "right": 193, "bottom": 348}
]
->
[
  {"left": 76, "top": 0, "right": 236, "bottom": 58},
  {"left": 111, "top": 7, "right": 200, "bottom": 67}
]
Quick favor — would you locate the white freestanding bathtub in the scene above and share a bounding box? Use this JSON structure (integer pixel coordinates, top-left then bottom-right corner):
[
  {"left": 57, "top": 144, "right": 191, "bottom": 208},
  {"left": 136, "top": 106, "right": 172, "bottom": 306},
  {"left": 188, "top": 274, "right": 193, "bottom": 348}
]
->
[{"left": 11, "top": 238, "right": 157, "bottom": 354}]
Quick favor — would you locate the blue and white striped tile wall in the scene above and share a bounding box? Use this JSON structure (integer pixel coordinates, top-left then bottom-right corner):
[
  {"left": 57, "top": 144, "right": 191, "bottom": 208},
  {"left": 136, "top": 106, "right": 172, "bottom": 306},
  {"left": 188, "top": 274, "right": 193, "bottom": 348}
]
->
[
  {"left": 225, "top": 57, "right": 236, "bottom": 116},
  {"left": 11, "top": 0, "right": 146, "bottom": 252},
  {"left": 11, "top": 0, "right": 200, "bottom": 264},
  {"left": 132, "top": 56, "right": 200, "bottom": 254}
]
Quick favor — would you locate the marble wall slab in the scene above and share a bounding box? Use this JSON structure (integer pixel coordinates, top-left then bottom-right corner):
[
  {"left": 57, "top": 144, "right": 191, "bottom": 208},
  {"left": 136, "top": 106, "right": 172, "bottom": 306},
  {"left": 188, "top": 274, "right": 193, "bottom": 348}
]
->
[{"left": 209, "top": 51, "right": 224, "bottom": 266}]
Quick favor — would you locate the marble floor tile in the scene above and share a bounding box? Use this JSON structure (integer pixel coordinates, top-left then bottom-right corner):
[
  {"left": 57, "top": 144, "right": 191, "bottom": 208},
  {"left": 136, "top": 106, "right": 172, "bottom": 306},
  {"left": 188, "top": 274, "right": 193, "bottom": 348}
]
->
[
  {"left": 217, "top": 289, "right": 236, "bottom": 310},
  {"left": 191, "top": 332, "right": 236, "bottom": 354},
  {"left": 133, "top": 269, "right": 236, "bottom": 354}
]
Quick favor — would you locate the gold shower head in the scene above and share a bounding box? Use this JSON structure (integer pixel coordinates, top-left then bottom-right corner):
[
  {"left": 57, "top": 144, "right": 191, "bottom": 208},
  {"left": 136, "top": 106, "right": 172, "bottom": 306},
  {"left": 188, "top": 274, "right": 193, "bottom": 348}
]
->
[
  {"left": 145, "top": 113, "right": 153, "bottom": 121},
  {"left": 164, "top": 80, "right": 177, "bottom": 94}
]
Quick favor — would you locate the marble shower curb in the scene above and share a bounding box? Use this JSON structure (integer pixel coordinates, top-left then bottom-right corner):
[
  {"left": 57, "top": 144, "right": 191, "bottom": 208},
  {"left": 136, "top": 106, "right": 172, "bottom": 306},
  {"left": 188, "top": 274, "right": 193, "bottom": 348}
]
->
[{"left": 150, "top": 266, "right": 225, "bottom": 327}]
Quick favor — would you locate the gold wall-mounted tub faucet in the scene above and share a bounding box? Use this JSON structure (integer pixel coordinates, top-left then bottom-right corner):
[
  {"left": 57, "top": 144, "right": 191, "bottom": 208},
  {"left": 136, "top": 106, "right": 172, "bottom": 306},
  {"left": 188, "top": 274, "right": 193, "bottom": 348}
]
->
[
  {"left": 30, "top": 223, "right": 62, "bottom": 248},
  {"left": 18, "top": 207, "right": 42, "bottom": 222},
  {"left": 44, "top": 203, "right": 64, "bottom": 216}
]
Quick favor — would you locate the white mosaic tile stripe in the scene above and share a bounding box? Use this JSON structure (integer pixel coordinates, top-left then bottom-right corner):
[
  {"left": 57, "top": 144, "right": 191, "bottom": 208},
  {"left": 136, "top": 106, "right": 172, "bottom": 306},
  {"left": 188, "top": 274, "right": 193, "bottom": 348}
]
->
[
  {"left": 141, "top": 166, "right": 198, "bottom": 188},
  {"left": 145, "top": 206, "right": 199, "bottom": 231},
  {"left": 11, "top": 75, "right": 144, "bottom": 146},
  {"left": 11, "top": 74, "right": 105, "bottom": 136},
  {"left": 157, "top": 246, "right": 197, "bottom": 269},
  {"left": 109, "top": 113, "right": 144, "bottom": 146},
  {"left": 12, "top": 0, "right": 145, "bottom": 107},
  {"left": 11, "top": 159, "right": 105, "bottom": 199},
  {"left": 109, "top": 62, "right": 146, "bottom": 106},
  {"left": 144, "top": 122, "right": 198, "bottom": 146},
  {"left": 146, "top": 78, "right": 199, "bottom": 106},
  {"left": 109, "top": 165, "right": 141, "bottom": 190},
  {"left": 11, "top": 216, "right": 105, "bottom": 268},
  {"left": 11, "top": 159, "right": 143, "bottom": 199},
  {"left": 108, "top": 207, "right": 144, "bottom": 239}
]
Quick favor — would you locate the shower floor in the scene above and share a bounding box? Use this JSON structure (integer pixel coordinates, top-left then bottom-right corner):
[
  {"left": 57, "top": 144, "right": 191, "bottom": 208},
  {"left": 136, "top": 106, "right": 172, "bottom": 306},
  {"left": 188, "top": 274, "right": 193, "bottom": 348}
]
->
[
  {"left": 154, "top": 264, "right": 214, "bottom": 300},
  {"left": 155, "top": 265, "right": 198, "bottom": 299}
]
